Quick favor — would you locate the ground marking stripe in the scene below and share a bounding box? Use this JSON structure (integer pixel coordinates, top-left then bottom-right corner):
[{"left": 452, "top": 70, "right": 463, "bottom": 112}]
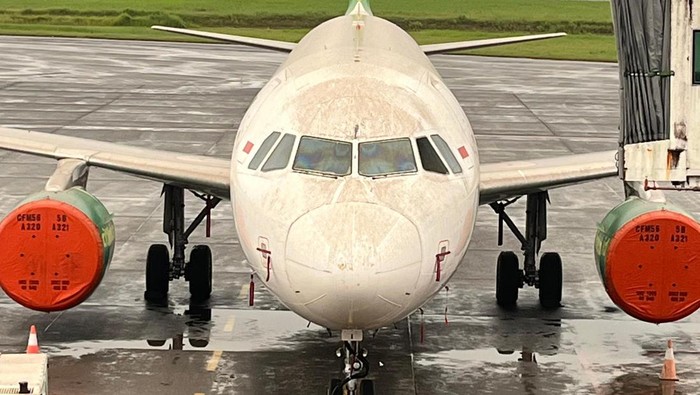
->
[
  {"left": 224, "top": 316, "right": 236, "bottom": 332},
  {"left": 207, "top": 350, "right": 223, "bottom": 372},
  {"left": 239, "top": 284, "right": 249, "bottom": 299}
]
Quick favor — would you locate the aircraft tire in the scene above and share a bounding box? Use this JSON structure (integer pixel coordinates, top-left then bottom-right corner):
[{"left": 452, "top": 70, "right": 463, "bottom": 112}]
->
[
  {"left": 328, "top": 379, "right": 343, "bottom": 395},
  {"left": 188, "top": 245, "right": 213, "bottom": 302},
  {"left": 359, "top": 379, "right": 375, "bottom": 394},
  {"left": 496, "top": 251, "right": 519, "bottom": 307},
  {"left": 188, "top": 339, "right": 210, "bottom": 348},
  {"left": 539, "top": 252, "right": 562, "bottom": 309},
  {"left": 145, "top": 244, "right": 170, "bottom": 302}
]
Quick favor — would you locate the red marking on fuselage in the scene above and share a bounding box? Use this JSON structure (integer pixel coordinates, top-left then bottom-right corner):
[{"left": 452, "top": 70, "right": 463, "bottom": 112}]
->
[
  {"left": 243, "top": 141, "right": 254, "bottom": 154},
  {"left": 458, "top": 146, "right": 469, "bottom": 159}
]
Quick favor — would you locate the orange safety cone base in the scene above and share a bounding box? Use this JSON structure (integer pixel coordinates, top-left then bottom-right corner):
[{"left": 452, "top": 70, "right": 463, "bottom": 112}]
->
[{"left": 659, "top": 340, "right": 679, "bottom": 381}]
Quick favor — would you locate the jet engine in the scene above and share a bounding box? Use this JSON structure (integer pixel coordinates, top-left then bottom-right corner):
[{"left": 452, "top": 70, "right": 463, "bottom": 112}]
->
[
  {"left": 595, "top": 197, "right": 700, "bottom": 323},
  {"left": 0, "top": 187, "right": 115, "bottom": 311}
]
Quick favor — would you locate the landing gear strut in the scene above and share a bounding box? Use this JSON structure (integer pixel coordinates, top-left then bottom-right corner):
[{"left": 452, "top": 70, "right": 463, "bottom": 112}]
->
[
  {"left": 144, "top": 185, "right": 220, "bottom": 303},
  {"left": 328, "top": 340, "right": 374, "bottom": 395},
  {"left": 490, "top": 192, "right": 562, "bottom": 308}
]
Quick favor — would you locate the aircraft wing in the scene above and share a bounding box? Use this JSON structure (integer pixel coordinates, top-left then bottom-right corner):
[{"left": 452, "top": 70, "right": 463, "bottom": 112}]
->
[
  {"left": 0, "top": 127, "right": 616, "bottom": 204},
  {"left": 0, "top": 127, "right": 231, "bottom": 199},
  {"left": 420, "top": 33, "right": 566, "bottom": 55},
  {"left": 479, "top": 150, "right": 618, "bottom": 204},
  {"left": 152, "top": 26, "right": 296, "bottom": 52}
]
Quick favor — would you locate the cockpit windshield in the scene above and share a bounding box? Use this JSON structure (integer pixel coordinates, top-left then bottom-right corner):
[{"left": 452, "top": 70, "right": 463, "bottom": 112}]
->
[
  {"left": 293, "top": 136, "right": 352, "bottom": 176},
  {"left": 359, "top": 138, "right": 417, "bottom": 177}
]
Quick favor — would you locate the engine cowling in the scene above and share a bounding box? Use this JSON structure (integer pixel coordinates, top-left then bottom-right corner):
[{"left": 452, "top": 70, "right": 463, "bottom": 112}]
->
[
  {"left": 0, "top": 187, "right": 115, "bottom": 311},
  {"left": 595, "top": 197, "right": 700, "bottom": 323}
]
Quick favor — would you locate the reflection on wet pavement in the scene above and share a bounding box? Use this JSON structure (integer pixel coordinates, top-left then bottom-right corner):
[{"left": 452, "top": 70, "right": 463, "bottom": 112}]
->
[{"left": 0, "top": 36, "right": 700, "bottom": 394}]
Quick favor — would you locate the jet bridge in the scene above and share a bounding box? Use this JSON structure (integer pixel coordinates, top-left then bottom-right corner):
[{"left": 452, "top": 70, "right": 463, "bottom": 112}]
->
[
  {"left": 613, "top": 0, "right": 700, "bottom": 188},
  {"left": 596, "top": 0, "right": 700, "bottom": 324}
]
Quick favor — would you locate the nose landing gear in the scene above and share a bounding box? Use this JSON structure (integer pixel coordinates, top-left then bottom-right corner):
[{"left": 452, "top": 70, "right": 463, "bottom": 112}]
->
[{"left": 328, "top": 341, "right": 375, "bottom": 395}]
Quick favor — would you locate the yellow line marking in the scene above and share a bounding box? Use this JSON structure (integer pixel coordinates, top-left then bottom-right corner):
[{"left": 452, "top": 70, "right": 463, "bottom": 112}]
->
[
  {"left": 224, "top": 316, "right": 236, "bottom": 332},
  {"left": 194, "top": 393, "right": 205, "bottom": 395},
  {"left": 239, "top": 284, "right": 249, "bottom": 299},
  {"left": 206, "top": 350, "right": 223, "bottom": 372}
]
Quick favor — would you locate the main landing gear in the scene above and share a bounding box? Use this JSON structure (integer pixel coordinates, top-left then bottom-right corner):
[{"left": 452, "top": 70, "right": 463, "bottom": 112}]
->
[
  {"left": 328, "top": 332, "right": 375, "bottom": 395},
  {"left": 144, "top": 185, "right": 221, "bottom": 304},
  {"left": 490, "top": 192, "right": 562, "bottom": 309}
]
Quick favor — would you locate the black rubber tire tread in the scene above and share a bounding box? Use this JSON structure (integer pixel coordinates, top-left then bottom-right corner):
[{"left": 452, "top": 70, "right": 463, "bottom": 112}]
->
[
  {"left": 328, "top": 379, "right": 343, "bottom": 395},
  {"left": 359, "top": 379, "right": 375, "bottom": 395},
  {"left": 144, "top": 244, "right": 170, "bottom": 302},
  {"left": 188, "top": 245, "right": 213, "bottom": 301},
  {"left": 496, "top": 251, "right": 520, "bottom": 307},
  {"left": 539, "top": 252, "right": 563, "bottom": 309},
  {"left": 188, "top": 339, "right": 209, "bottom": 348}
]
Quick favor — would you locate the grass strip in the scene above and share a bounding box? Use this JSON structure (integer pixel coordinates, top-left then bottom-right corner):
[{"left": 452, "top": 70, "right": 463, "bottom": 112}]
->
[
  {"left": 0, "top": 9, "right": 612, "bottom": 34},
  {"left": 0, "top": 24, "right": 617, "bottom": 62},
  {"left": 0, "top": 0, "right": 613, "bottom": 22},
  {"left": 0, "top": 1, "right": 617, "bottom": 62}
]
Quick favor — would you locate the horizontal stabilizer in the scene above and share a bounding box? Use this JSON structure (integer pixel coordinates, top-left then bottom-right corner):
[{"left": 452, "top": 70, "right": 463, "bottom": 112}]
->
[
  {"left": 152, "top": 26, "right": 296, "bottom": 52},
  {"left": 421, "top": 32, "right": 567, "bottom": 55}
]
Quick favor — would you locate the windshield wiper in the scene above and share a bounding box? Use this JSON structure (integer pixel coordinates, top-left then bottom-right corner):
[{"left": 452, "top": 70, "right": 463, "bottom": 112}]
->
[
  {"left": 293, "top": 168, "right": 340, "bottom": 179},
  {"left": 370, "top": 171, "right": 416, "bottom": 180}
]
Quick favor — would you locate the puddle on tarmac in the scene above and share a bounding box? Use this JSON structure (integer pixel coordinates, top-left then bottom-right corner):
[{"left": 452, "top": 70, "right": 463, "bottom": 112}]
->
[
  {"left": 44, "top": 308, "right": 325, "bottom": 358},
  {"left": 416, "top": 347, "right": 578, "bottom": 368}
]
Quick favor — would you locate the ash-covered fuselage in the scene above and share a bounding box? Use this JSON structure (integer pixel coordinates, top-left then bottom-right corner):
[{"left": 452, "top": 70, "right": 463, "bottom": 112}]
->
[{"left": 231, "top": 12, "right": 479, "bottom": 329}]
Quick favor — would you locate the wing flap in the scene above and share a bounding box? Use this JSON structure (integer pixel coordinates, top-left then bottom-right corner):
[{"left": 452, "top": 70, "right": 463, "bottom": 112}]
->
[
  {"left": 152, "top": 25, "right": 296, "bottom": 52},
  {"left": 0, "top": 127, "right": 231, "bottom": 199},
  {"left": 479, "top": 150, "right": 618, "bottom": 204},
  {"left": 421, "top": 33, "right": 566, "bottom": 55}
]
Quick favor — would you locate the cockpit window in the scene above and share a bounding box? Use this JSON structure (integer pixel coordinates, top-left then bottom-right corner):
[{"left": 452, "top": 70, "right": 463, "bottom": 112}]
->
[
  {"left": 430, "top": 135, "right": 462, "bottom": 174},
  {"left": 416, "top": 137, "right": 448, "bottom": 174},
  {"left": 293, "top": 136, "right": 352, "bottom": 176},
  {"left": 262, "top": 134, "right": 296, "bottom": 172},
  {"left": 248, "top": 132, "right": 280, "bottom": 170},
  {"left": 359, "top": 138, "right": 417, "bottom": 177}
]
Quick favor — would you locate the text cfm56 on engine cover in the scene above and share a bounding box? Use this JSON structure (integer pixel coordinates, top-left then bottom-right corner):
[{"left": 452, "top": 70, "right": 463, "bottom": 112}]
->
[
  {"left": 595, "top": 196, "right": 700, "bottom": 323},
  {"left": 0, "top": 187, "right": 114, "bottom": 311}
]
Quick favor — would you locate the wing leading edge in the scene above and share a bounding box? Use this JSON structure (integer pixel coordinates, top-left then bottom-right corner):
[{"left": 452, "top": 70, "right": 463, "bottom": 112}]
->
[
  {"left": 420, "top": 33, "right": 567, "bottom": 55},
  {"left": 479, "top": 150, "right": 618, "bottom": 205},
  {"left": 152, "top": 26, "right": 296, "bottom": 52},
  {"left": 0, "top": 127, "right": 231, "bottom": 199}
]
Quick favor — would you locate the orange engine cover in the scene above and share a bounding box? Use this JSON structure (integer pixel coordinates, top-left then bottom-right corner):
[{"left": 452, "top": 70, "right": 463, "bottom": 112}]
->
[
  {"left": 0, "top": 189, "right": 114, "bottom": 312},
  {"left": 595, "top": 198, "right": 700, "bottom": 323}
]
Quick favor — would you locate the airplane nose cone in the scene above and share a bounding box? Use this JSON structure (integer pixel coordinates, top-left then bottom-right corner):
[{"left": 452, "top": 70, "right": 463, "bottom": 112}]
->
[{"left": 285, "top": 202, "right": 422, "bottom": 329}]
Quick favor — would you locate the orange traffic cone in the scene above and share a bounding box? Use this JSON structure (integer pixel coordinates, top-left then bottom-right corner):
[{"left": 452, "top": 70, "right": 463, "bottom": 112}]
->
[
  {"left": 25, "top": 325, "right": 40, "bottom": 354},
  {"left": 660, "top": 339, "right": 679, "bottom": 381}
]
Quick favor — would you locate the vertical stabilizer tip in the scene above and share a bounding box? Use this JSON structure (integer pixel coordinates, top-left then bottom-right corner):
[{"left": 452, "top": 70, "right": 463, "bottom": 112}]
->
[{"left": 346, "top": 0, "right": 372, "bottom": 16}]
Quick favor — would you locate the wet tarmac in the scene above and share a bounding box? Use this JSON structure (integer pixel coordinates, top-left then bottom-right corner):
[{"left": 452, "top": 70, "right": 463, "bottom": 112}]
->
[{"left": 0, "top": 36, "right": 699, "bottom": 394}]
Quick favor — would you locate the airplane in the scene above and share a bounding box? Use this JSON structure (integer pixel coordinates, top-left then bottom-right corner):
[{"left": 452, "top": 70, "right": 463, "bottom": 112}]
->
[{"left": 4, "top": 0, "right": 697, "bottom": 393}]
